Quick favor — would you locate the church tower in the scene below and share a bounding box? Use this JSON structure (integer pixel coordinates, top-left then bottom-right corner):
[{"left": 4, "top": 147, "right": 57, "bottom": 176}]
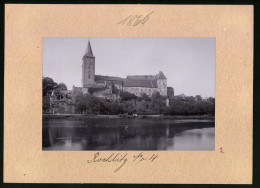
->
[{"left": 82, "top": 40, "right": 95, "bottom": 87}]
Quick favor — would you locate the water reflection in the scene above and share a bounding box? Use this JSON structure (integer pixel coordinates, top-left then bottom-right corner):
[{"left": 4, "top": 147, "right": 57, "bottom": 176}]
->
[{"left": 42, "top": 119, "right": 215, "bottom": 150}]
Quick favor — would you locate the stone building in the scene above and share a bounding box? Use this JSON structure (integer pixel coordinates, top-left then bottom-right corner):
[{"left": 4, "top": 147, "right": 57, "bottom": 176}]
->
[
  {"left": 123, "top": 72, "right": 167, "bottom": 97},
  {"left": 49, "top": 90, "right": 75, "bottom": 114},
  {"left": 167, "top": 87, "right": 174, "bottom": 99},
  {"left": 73, "top": 40, "right": 170, "bottom": 98}
]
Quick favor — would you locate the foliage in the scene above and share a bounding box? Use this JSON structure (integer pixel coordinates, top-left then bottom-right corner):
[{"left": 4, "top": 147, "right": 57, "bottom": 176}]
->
[
  {"left": 120, "top": 91, "right": 137, "bottom": 101},
  {"left": 58, "top": 83, "right": 67, "bottom": 91},
  {"left": 42, "top": 77, "right": 68, "bottom": 96},
  {"left": 150, "top": 92, "right": 167, "bottom": 114},
  {"left": 138, "top": 93, "right": 150, "bottom": 101},
  {"left": 74, "top": 91, "right": 215, "bottom": 116},
  {"left": 75, "top": 92, "right": 137, "bottom": 115},
  {"left": 42, "top": 77, "right": 68, "bottom": 112},
  {"left": 42, "top": 77, "right": 58, "bottom": 96},
  {"left": 164, "top": 95, "right": 215, "bottom": 115},
  {"left": 43, "top": 96, "right": 50, "bottom": 112}
]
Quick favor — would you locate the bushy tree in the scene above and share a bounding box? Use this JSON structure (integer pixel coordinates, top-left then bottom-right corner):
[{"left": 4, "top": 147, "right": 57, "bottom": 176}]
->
[
  {"left": 42, "top": 77, "right": 58, "bottom": 96},
  {"left": 139, "top": 93, "right": 150, "bottom": 101},
  {"left": 164, "top": 94, "right": 215, "bottom": 115},
  {"left": 42, "top": 77, "right": 68, "bottom": 96},
  {"left": 136, "top": 100, "right": 149, "bottom": 113},
  {"left": 58, "top": 83, "right": 67, "bottom": 91},
  {"left": 43, "top": 96, "right": 50, "bottom": 112},
  {"left": 120, "top": 91, "right": 137, "bottom": 101},
  {"left": 195, "top": 95, "right": 202, "bottom": 102},
  {"left": 150, "top": 92, "right": 167, "bottom": 113}
]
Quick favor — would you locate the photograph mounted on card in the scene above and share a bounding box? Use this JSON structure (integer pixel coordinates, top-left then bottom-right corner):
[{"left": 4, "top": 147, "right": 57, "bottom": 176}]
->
[
  {"left": 4, "top": 4, "right": 253, "bottom": 184},
  {"left": 42, "top": 37, "right": 215, "bottom": 151}
]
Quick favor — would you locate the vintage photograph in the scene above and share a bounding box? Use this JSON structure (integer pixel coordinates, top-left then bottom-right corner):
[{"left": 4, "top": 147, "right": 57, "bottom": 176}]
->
[{"left": 42, "top": 37, "right": 215, "bottom": 151}]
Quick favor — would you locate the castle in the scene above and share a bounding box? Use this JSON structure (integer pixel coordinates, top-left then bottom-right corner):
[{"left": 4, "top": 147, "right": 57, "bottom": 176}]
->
[
  {"left": 75, "top": 41, "right": 169, "bottom": 97},
  {"left": 49, "top": 41, "right": 174, "bottom": 114}
]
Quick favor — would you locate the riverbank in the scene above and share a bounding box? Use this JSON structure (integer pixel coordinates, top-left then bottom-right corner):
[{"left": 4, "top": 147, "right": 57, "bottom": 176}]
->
[{"left": 43, "top": 114, "right": 215, "bottom": 120}]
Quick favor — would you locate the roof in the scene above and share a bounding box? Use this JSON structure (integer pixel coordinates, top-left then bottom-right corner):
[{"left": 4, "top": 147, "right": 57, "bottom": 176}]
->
[
  {"left": 95, "top": 75, "right": 123, "bottom": 84},
  {"left": 127, "top": 71, "right": 167, "bottom": 80},
  {"left": 83, "top": 40, "right": 95, "bottom": 58},
  {"left": 157, "top": 71, "right": 167, "bottom": 79},
  {"left": 93, "top": 71, "right": 167, "bottom": 88},
  {"left": 123, "top": 79, "right": 158, "bottom": 88},
  {"left": 127, "top": 75, "right": 157, "bottom": 80}
]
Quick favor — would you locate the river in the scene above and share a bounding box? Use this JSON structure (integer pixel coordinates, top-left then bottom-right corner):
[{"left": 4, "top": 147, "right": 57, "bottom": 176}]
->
[{"left": 42, "top": 118, "right": 215, "bottom": 151}]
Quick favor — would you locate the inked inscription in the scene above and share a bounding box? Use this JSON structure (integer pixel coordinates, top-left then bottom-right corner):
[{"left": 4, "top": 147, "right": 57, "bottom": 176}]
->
[
  {"left": 87, "top": 152, "right": 159, "bottom": 172},
  {"left": 87, "top": 152, "right": 128, "bottom": 172},
  {"left": 117, "top": 11, "right": 154, "bottom": 26}
]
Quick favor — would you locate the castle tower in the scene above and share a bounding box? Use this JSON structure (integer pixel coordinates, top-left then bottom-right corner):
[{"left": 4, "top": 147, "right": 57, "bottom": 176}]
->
[
  {"left": 157, "top": 71, "right": 167, "bottom": 96},
  {"left": 82, "top": 40, "right": 95, "bottom": 87}
]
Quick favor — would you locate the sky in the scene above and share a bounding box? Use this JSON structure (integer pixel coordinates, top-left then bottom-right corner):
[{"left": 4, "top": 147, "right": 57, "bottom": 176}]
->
[{"left": 43, "top": 37, "right": 215, "bottom": 98}]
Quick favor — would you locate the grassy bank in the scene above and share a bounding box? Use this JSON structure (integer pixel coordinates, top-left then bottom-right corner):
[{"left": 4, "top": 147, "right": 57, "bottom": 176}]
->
[{"left": 43, "top": 114, "right": 215, "bottom": 120}]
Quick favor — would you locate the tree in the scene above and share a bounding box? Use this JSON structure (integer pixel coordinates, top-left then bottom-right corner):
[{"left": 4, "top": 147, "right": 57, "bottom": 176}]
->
[
  {"left": 119, "top": 101, "right": 135, "bottom": 114},
  {"left": 43, "top": 96, "right": 50, "bottom": 113},
  {"left": 120, "top": 91, "right": 137, "bottom": 101},
  {"left": 58, "top": 83, "right": 67, "bottom": 91},
  {"left": 75, "top": 94, "right": 92, "bottom": 113},
  {"left": 139, "top": 93, "right": 150, "bottom": 101},
  {"left": 164, "top": 95, "right": 215, "bottom": 115},
  {"left": 101, "top": 99, "right": 112, "bottom": 115},
  {"left": 195, "top": 95, "right": 202, "bottom": 102},
  {"left": 207, "top": 97, "right": 215, "bottom": 104},
  {"left": 150, "top": 92, "right": 167, "bottom": 114},
  {"left": 136, "top": 100, "right": 149, "bottom": 113},
  {"left": 42, "top": 77, "right": 58, "bottom": 96}
]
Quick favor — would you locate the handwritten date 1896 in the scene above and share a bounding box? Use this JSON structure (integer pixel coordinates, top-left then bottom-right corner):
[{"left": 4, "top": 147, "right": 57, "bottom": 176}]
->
[{"left": 117, "top": 11, "right": 154, "bottom": 26}]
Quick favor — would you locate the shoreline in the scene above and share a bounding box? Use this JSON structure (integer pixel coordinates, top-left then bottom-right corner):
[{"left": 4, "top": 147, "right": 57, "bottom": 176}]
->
[{"left": 43, "top": 114, "right": 215, "bottom": 120}]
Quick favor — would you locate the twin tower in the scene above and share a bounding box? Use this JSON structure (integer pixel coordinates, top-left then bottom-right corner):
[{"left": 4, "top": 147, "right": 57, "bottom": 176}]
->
[{"left": 82, "top": 40, "right": 95, "bottom": 87}]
